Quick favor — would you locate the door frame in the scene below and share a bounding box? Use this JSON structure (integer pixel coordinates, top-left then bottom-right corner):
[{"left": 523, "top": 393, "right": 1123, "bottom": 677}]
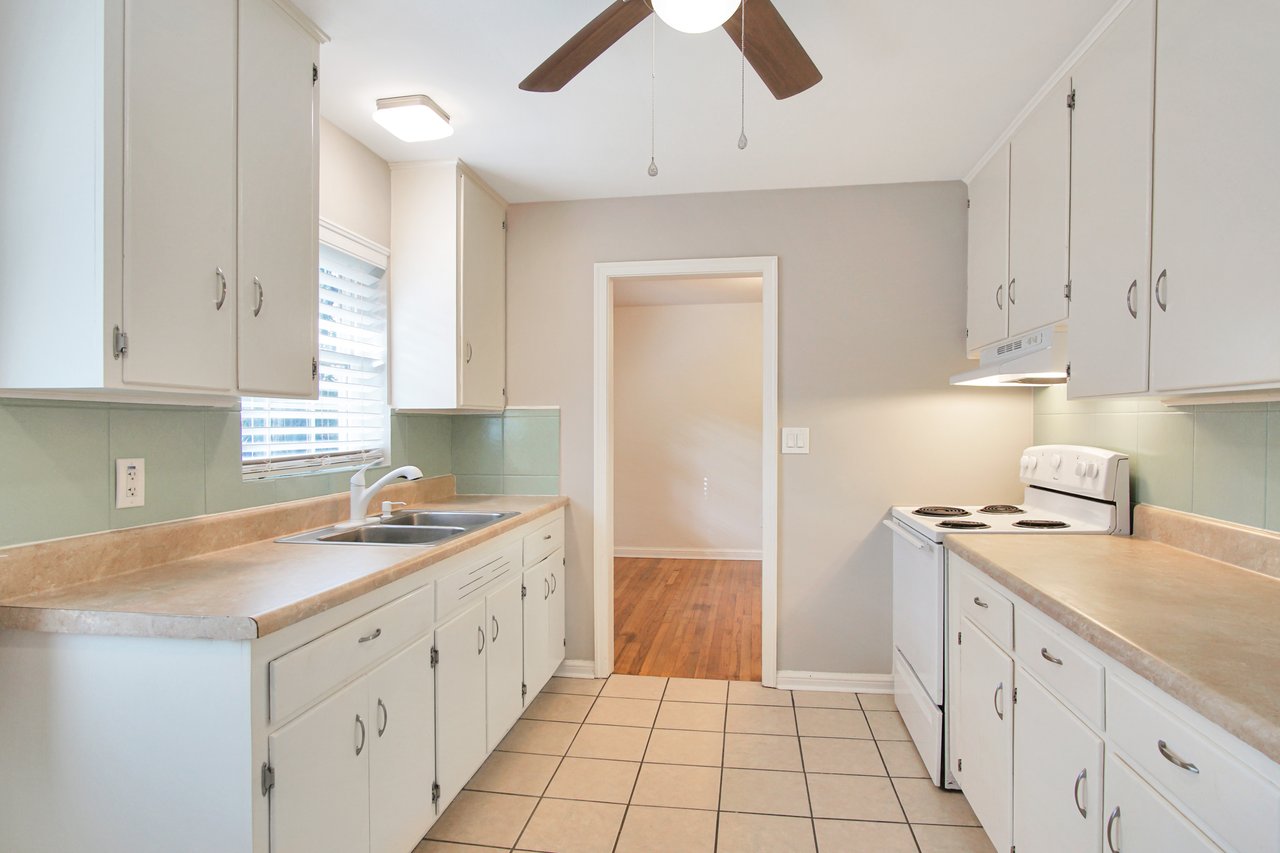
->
[{"left": 592, "top": 256, "right": 780, "bottom": 685}]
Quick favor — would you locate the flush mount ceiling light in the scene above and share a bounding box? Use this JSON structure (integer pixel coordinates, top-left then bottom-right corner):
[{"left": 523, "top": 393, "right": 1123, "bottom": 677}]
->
[
  {"left": 652, "top": 0, "right": 740, "bottom": 33},
  {"left": 372, "top": 94, "right": 453, "bottom": 142}
]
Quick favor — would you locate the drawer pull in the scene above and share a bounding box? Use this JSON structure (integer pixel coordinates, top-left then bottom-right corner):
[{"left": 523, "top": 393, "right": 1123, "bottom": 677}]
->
[
  {"left": 355, "top": 714, "right": 366, "bottom": 756},
  {"left": 377, "top": 698, "right": 388, "bottom": 737},
  {"left": 993, "top": 682, "right": 1005, "bottom": 721},
  {"left": 543, "top": 533, "right": 552, "bottom": 540},
  {"left": 1073, "top": 768, "right": 1087, "bottom": 818},
  {"left": 973, "top": 596, "right": 989, "bottom": 609},
  {"left": 1041, "top": 647, "right": 1064, "bottom": 666},
  {"left": 358, "top": 628, "right": 382, "bottom": 644},
  {"left": 1157, "top": 739, "right": 1200, "bottom": 774},
  {"left": 1106, "top": 806, "right": 1120, "bottom": 852}
]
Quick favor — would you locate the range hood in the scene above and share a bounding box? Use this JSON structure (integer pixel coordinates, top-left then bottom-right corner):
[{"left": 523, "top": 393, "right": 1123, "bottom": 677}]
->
[{"left": 950, "top": 326, "right": 1067, "bottom": 387}]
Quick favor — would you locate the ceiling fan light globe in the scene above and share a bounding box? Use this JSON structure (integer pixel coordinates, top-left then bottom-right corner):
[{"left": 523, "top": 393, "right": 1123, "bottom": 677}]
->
[{"left": 652, "top": 0, "right": 741, "bottom": 34}]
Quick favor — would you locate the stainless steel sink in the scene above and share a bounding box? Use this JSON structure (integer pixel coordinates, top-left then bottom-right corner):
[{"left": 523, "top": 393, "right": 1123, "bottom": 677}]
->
[
  {"left": 318, "top": 525, "right": 466, "bottom": 545},
  {"left": 276, "top": 508, "right": 518, "bottom": 546},
  {"left": 381, "top": 510, "right": 516, "bottom": 529}
]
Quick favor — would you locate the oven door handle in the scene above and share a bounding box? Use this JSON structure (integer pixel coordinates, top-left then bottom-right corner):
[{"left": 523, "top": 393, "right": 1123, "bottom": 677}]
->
[{"left": 883, "top": 519, "right": 936, "bottom": 553}]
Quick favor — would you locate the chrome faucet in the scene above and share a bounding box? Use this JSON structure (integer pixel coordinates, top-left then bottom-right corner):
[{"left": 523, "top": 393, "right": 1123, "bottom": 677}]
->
[{"left": 341, "top": 464, "right": 424, "bottom": 526}]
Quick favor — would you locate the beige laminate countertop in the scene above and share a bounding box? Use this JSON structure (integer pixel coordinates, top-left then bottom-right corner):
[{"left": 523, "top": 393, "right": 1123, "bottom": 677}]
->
[
  {"left": 946, "top": 533, "right": 1280, "bottom": 764},
  {"left": 0, "top": 495, "right": 567, "bottom": 642}
]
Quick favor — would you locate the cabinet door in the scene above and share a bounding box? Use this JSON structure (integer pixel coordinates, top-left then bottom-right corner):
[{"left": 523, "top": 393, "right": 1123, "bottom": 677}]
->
[
  {"left": 1065, "top": 0, "right": 1156, "bottom": 399},
  {"left": 522, "top": 559, "right": 551, "bottom": 699},
  {"left": 458, "top": 172, "right": 506, "bottom": 409},
  {"left": 1149, "top": 0, "right": 1280, "bottom": 393},
  {"left": 1012, "top": 668, "right": 1103, "bottom": 853},
  {"left": 268, "top": 678, "right": 369, "bottom": 853},
  {"left": 546, "top": 550, "right": 567, "bottom": 685},
  {"left": 955, "top": 618, "right": 1012, "bottom": 851},
  {"left": 368, "top": 636, "right": 436, "bottom": 853},
  {"left": 121, "top": 0, "right": 236, "bottom": 392},
  {"left": 1103, "top": 754, "right": 1220, "bottom": 853},
  {"left": 236, "top": 0, "right": 319, "bottom": 397},
  {"left": 434, "top": 599, "right": 488, "bottom": 811},
  {"left": 486, "top": 575, "right": 525, "bottom": 751},
  {"left": 1008, "top": 77, "right": 1072, "bottom": 337},
  {"left": 966, "top": 145, "right": 1010, "bottom": 351}
]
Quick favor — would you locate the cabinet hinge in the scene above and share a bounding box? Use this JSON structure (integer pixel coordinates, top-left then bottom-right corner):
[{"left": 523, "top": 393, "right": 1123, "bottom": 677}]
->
[
  {"left": 1066, "top": 362, "right": 1072, "bottom": 380},
  {"left": 501, "top": 218, "right": 507, "bottom": 232},
  {"left": 964, "top": 328, "right": 969, "bottom": 339},
  {"left": 311, "top": 357, "right": 318, "bottom": 380},
  {"left": 113, "top": 326, "right": 129, "bottom": 360},
  {"left": 261, "top": 762, "right": 275, "bottom": 797},
  {"left": 522, "top": 682, "right": 528, "bottom": 699},
  {"left": 1013, "top": 687, "right": 1019, "bottom": 705},
  {"left": 1064, "top": 281, "right": 1072, "bottom": 301},
  {"left": 966, "top": 198, "right": 971, "bottom": 210},
  {"left": 430, "top": 646, "right": 439, "bottom": 668},
  {"left": 1067, "top": 88, "right": 1076, "bottom": 110},
  {"left": 312, "top": 63, "right": 318, "bottom": 85},
  {"left": 431, "top": 782, "right": 441, "bottom": 805},
  {"left": 521, "top": 584, "right": 527, "bottom": 599},
  {"left": 957, "top": 631, "right": 962, "bottom": 645},
  {"left": 958, "top": 757, "right": 963, "bottom": 771}
]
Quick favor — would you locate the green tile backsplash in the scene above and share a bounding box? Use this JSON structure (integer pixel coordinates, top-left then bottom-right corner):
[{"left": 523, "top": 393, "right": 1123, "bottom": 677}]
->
[
  {"left": 1033, "top": 386, "right": 1280, "bottom": 530},
  {"left": 452, "top": 408, "right": 561, "bottom": 497}
]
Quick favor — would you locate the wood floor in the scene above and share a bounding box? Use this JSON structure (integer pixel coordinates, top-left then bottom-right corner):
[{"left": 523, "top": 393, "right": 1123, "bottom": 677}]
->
[{"left": 613, "top": 557, "right": 762, "bottom": 681}]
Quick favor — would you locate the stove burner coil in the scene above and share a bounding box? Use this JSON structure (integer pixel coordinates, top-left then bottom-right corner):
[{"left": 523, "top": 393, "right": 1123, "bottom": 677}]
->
[
  {"left": 1013, "top": 519, "right": 1070, "bottom": 529},
  {"left": 937, "top": 519, "right": 991, "bottom": 530},
  {"left": 979, "top": 504, "right": 1025, "bottom": 515},
  {"left": 913, "top": 506, "right": 970, "bottom": 518}
]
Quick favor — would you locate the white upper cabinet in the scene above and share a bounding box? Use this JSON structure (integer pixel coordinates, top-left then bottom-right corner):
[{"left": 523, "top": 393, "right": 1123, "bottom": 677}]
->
[
  {"left": 390, "top": 160, "right": 508, "bottom": 411},
  {"left": 1148, "top": 0, "right": 1280, "bottom": 394},
  {"left": 1065, "top": 0, "right": 1156, "bottom": 399},
  {"left": 966, "top": 145, "right": 1011, "bottom": 352},
  {"left": 1007, "top": 77, "right": 1072, "bottom": 338}
]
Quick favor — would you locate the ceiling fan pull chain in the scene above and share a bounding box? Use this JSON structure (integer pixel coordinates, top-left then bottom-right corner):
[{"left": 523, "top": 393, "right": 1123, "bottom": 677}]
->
[
  {"left": 738, "top": 0, "right": 748, "bottom": 150},
  {"left": 648, "top": 14, "right": 659, "bottom": 177}
]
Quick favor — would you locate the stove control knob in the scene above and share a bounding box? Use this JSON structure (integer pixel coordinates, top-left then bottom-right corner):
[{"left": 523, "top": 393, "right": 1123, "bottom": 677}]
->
[
  {"left": 1023, "top": 455, "right": 1038, "bottom": 472},
  {"left": 1051, "top": 453, "right": 1062, "bottom": 471},
  {"left": 1075, "top": 460, "right": 1086, "bottom": 476},
  {"left": 1086, "top": 461, "right": 1099, "bottom": 479}
]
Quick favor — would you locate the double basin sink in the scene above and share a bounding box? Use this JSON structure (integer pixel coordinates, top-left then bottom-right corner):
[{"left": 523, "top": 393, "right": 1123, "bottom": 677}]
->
[{"left": 278, "top": 510, "right": 518, "bottom": 547}]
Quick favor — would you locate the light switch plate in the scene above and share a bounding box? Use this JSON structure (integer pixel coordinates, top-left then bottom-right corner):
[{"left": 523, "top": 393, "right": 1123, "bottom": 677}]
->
[
  {"left": 115, "top": 458, "right": 145, "bottom": 508},
  {"left": 781, "top": 427, "right": 810, "bottom": 454}
]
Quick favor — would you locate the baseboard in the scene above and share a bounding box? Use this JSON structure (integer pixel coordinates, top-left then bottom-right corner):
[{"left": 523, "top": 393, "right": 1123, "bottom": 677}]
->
[
  {"left": 614, "top": 546, "right": 764, "bottom": 560},
  {"left": 554, "top": 659, "right": 597, "bottom": 679},
  {"left": 775, "top": 670, "right": 893, "bottom": 693}
]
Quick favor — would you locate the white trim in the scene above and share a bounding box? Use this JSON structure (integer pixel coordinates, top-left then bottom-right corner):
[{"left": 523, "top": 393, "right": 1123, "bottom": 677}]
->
[
  {"left": 554, "top": 660, "right": 598, "bottom": 679},
  {"left": 775, "top": 671, "right": 895, "bottom": 694},
  {"left": 318, "top": 219, "right": 390, "bottom": 268},
  {"left": 963, "top": 0, "right": 1134, "bottom": 184},
  {"left": 614, "top": 547, "right": 764, "bottom": 561},
  {"left": 593, "top": 257, "right": 780, "bottom": 685},
  {"left": 0, "top": 388, "right": 236, "bottom": 407}
]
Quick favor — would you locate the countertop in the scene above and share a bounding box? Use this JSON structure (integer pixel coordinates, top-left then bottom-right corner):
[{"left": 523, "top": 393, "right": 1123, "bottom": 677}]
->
[
  {"left": 0, "top": 494, "right": 567, "bottom": 641},
  {"left": 946, "top": 532, "right": 1280, "bottom": 765}
]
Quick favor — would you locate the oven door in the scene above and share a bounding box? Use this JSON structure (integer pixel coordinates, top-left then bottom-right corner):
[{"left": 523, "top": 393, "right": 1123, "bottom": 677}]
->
[{"left": 886, "top": 518, "right": 944, "bottom": 704}]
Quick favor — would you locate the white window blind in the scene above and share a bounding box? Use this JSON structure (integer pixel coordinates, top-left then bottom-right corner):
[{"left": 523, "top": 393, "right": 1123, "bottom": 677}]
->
[{"left": 241, "top": 240, "right": 389, "bottom": 478}]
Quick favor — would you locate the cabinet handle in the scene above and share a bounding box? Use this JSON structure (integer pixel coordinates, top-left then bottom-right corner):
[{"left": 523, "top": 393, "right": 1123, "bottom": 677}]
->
[
  {"left": 355, "top": 714, "right": 366, "bottom": 756},
  {"left": 995, "top": 283, "right": 1004, "bottom": 310},
  {"left": 1040, "top": 647, "right": 1064, "bottom": 666},
  {"left": 1008, "top": 278, "right": 1017, "bottom": 305},
  {"left": 1154, "top": 269, "right": 1168, "bottom": 312},
  {"left": 543, "top": 533, "right": 552, "bottom": 540},
  {"left": 492, "top": 615, "right": 500, "bottom": 643},
  {"left": 972, "top": 596, "right": 988, "bottom": 609},
  {"left": 477, "top": 625, "right": 485, "bottom": 655},
  {"left": 1125, "top": 279, "right": 1138, "bottom": 319},
  {"left": 544, "top": 577, "right": 550, "bottom": 600},
  {"left": 377, "top": 698, "right": 388, "bottom": 737},
  {"left": 1157, "top": 739, "right": 1199, "bottom": 774},
  {"left": 214, "top": 267, "right": 228, "bottom": 311},
  {"left": 465, "top": 342, "right": 473, "bottom": 364},
  {"left": 1106, "top": 806, "right": 1120, "bottom": 852},
  {"left": 550, "top": 573, "right": 557, "bottom": 594},
  {"left": 993, "top": 682, "right": 1004, "bottom": 721},
  {"left": 1073, "top": 768, "right": 1088, "bottom": 818},
  {"left": 358, "top": 628, "right": 382, "bottom": 644},
  {"left": 253, "top": 277, "right": 265, "bottom": 317}
]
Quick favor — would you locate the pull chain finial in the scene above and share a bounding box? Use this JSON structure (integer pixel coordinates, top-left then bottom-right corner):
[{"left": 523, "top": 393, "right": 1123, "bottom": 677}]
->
[
  {"left": 737, "top": 0, "right": 748, "bottom": 150},
  {"left": 648, "top": 15, "right": 659, "bottom": 176}
]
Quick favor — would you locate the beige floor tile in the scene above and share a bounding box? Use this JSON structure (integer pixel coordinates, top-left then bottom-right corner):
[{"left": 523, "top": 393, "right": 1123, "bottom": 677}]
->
[
  {"left": 723, "top": 733, "right": 803, "bottom": 771},
  {"left": 878, "top": 740, "right": 930, "bottom": 778},
  {"left": 615, "top": 805, "right": 718, "bottom": 853},
  {"left": 568, "top": 724, "right": 651, "bottom": 762},
  {"left": 427, "top": 791, "right": 538, "bottom": 848},
  {"left": 413, "top": 841, "right": 509, "bottom": 853},
  {"left": 796, "top": 708, "right": 871, "bottom": 739},
  {"left": 719, "top": 768, "right": 811, "bottom": 817},
  {"left": 857, "top": 692, "right": 898, "bottom": 711},
  {"left": 544, "top": 756, "right": 640, "bottom": 804},
  {"left": 866, "top": 709, "right": 912, "bottom": 741},
  {"left": 806, "top": 774, "right": 905, "bottom": 822},
  {"left": 546, "top": 676, "right": 607, "bottom": 696},
  {"left": 465, "top": 750, "right": 561, "bottom": 796},
  {"left": 498, "top": 719, "right": 580, "bottom": 756},
  {"left": 656, "top": 700, "right": 726, "bottom": 732},
  {"left": 516, "top": 797, "right": 626, "bottom": 853},
  {"left": 644, "top": 728, "right": 725, "bottom": 767},
  {"left": 631, "top": 763, "right": 722, "bottom": 811},
  {"left": 913, "top": 824, "right": 998, "bottom": 853},
  {"left": 728, "top": 681, "right": 793, "bottom": 706},
  {"left": 522, "top": 691, "right": 595, "bottom": 723},
  {"left": 726, "top": 704, "right": 797, "bottom": 736},
  {"left": 800, "top": 737, "right": 885, "bottom": 776},
  {"left": 664, "top": 677, "right": 730, "bottom": 703},
  {"left": 601, "top": 674, "right": 668, "bottom": 700},
  {"left": 584, "top": 696, "right": 660, "bottom": 728},
  {"left": 892, "top": 777, "right": 980, "bottom": 826},
  {"left": 814, "top": 819, "right": 917, "bottom": 852},
  {"left": 716, "top": 812, "right": 816, "bottom": 853},
  {"left": 792, "top": 690, "right": 861, "bottom": 709}
]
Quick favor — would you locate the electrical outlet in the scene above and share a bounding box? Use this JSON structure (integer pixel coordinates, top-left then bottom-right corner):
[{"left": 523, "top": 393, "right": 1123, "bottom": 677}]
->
[{"left": 115, "top": 458, "right": 145, "bottom": 509}]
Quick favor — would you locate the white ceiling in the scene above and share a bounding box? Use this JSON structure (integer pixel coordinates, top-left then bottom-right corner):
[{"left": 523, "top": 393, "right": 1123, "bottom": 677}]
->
[
  {"left": 615, "top": 275, "right": 762, "bottom": 306},
  {"left": 293, "top": 0, "right": 1116, "bottom": 203}
]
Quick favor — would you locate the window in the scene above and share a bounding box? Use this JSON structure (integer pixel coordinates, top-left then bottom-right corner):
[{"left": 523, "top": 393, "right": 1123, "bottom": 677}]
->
[{"left": 241, "top": 232, "right": 389, "bottom": 479}]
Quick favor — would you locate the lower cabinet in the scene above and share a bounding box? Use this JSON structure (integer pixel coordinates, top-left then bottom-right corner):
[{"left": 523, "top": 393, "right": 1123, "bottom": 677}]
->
[
  {"left": 368, "top": 638, "right": 437, "bottom": 853},
  {"left": 486, "top": 574, "right": 525, "bottom": 751},
  {"left": 954, "top": 616, "right": 1014, "bottom": 851},
  {"left": 546, "top": 549, "right": 567, "bottom": 682},
  {"left": 522, "top": 547, "right": 566, "bottom": 695},
  {"left": 1103, "top": 753, "right": 1219, "bottom": 853},
  {"left": 434, "top": 598, "right": 488, "bottom": 812}
]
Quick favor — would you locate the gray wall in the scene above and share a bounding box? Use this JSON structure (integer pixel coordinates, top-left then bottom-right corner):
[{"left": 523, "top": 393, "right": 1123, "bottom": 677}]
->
[{"left": 505, "top": 181, "right": 1033, "bottom": 675}]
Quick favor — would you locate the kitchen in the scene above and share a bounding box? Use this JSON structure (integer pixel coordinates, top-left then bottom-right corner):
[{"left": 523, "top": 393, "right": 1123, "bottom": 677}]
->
[{"left": 1, "top": 1, "right": 1278, "bottom": 852}]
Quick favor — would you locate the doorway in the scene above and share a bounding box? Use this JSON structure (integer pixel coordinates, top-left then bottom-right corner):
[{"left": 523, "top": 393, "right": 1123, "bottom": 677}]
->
[{"left": 592, "top": 257, "right": 779, "bottom": 686}]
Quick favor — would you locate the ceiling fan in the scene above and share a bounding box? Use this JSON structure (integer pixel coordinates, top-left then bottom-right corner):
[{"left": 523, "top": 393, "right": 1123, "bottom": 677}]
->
[{"left": 519, "top": 0, "right": 822, "bottom": 100}]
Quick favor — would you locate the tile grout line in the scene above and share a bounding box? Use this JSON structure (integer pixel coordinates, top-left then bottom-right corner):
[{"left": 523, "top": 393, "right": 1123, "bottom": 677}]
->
[
  {"left": 785, "top": 689, "right": 822, "bottom": 851},
  {"left": 611, "top": 675, "right": 667, "bottom": 853},
  {"left": 714, "top": 680, "right": 729, "bottom": 852},
  {"left": 863, "top": 695, "right": 924, "bottom": 853}
]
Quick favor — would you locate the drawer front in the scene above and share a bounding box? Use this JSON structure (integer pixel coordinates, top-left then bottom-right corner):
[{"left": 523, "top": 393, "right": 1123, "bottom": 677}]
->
[
  {"left": 523, "top": 514, "right": 564, "bottom": 567},
  {"left": 951, "top": 559, "right": 1013, "bottom": 649},
  {"left": 1108, "top": 675, "right": 1280, "bottom": 853},
  {"left": 1015, "top": 608, "right": 1105, "bottom": 729},
  {"left": 269, "top": 582, "right": 435, "bottom": 722},
  {"left": 437, "top": 541, "right": 521, "bottom": 621}
]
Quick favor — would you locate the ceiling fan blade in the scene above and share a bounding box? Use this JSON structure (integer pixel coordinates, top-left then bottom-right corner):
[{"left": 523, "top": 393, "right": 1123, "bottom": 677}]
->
[
  {"left": 722, "top": 0, "right": 822, "bottom": 100},
  {"left": 520, "top": 0, "right": 654, "bottom": 93}
]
